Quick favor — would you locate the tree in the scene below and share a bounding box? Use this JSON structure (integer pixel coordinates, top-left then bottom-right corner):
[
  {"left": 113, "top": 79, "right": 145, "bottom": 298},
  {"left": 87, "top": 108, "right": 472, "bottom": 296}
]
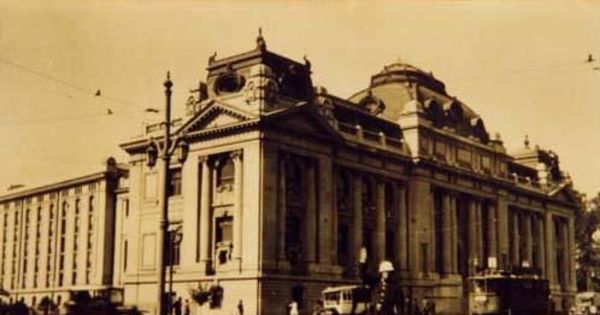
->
[{"left": 576, "top": 192, "right": 600, "bottom": 291}]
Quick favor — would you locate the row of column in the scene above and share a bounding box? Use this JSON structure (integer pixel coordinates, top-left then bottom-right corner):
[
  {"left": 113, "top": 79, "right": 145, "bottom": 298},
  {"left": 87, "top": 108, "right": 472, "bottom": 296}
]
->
[
  {"left": 350, "top": 173, "right": 408, "bottom": 272},
  {"left": 276, "top": 155, "right": 318, "bottom": 263}
]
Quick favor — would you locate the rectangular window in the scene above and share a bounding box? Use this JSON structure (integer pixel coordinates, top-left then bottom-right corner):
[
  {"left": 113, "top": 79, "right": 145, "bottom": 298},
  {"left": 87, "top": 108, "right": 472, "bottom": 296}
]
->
[
  {"left": 86, "top": 196, "right": 94, "bottom": 284},
  {"left": 166, "top": 227, "right": 183, "bottom": 266},
  {"left": 168, "top": 168, "right": 182, "bottom": 197},
  {"left": 72, "top": 199, "right": 80, "bottom": 285},
  {"left": 123, "top": 240, "right": 128, "bottom": 271}
]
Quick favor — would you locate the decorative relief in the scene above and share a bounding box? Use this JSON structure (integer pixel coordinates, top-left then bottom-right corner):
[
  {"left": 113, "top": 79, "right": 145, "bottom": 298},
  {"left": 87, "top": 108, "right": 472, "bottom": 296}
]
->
[{"left": 244, "top": 64, "right": 279, "bottom": 106}]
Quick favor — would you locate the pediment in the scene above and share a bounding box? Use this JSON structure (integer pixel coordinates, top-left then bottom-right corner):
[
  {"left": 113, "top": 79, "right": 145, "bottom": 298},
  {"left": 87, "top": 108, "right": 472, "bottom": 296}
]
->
[
  {"left": 549, "top": 184, "right": 580, "bottom": 206},
  {"left": 264, "top": 105, "right": 342, "bottom": 141},
  {"left": 176, "top": 101, "right": 255, "bottom": 134}
]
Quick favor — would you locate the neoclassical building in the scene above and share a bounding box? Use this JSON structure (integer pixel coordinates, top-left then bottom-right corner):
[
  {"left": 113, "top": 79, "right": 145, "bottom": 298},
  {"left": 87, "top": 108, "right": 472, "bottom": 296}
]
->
[
  {"left": 0, "top": 158, "right": 127, "bottom": 307},
  {"left": 117, "top": 34, "right": 580, "bottom": 315}
]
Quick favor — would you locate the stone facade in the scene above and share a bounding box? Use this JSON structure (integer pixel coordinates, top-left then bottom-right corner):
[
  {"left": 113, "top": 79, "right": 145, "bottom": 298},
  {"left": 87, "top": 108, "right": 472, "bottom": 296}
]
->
[
  {"left": 118, "top": 35, "right": 580, "bottom": 315},
  {"left": 0, "top": 158, "right": 126, "bottom": 308},
  {"left": 0, "top": 35, "right": 580, "bottom": 315}
]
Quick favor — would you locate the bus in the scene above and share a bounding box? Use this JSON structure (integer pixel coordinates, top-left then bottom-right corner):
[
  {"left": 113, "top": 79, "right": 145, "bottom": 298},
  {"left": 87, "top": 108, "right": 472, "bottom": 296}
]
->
[{"left": 469, "top": 268, "right": 551, "bottom": 315}]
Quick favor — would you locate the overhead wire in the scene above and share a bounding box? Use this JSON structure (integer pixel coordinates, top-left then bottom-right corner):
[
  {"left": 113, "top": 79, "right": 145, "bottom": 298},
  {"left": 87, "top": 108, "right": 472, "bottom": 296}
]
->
[
  {"left": 451, "top": 58, "right": 598, "bottom": 86},
  {"left": 0, "top": 56, "right": 142, "bottom": 110}
]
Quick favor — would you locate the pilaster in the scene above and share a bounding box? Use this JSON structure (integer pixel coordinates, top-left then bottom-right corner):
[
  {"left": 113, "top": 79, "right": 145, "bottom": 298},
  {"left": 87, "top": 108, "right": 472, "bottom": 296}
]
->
[
  {"left": 181, "top": 154, "right": 200, "bottom": 267},
  {"left": 375, "top": 180, "right": 386, "bottom": 265},
  {"left": 352, "top": 173, "right": 363, "bottom": 275},
  {"left": 198, "top": 156, "right": 212, "bottom": 272}
]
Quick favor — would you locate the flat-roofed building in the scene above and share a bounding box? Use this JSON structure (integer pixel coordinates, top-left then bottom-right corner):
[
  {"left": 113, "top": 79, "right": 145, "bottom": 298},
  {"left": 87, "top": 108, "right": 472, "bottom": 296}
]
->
[{"left": 0, "top": 158, "right": 127, "bottom": 308}]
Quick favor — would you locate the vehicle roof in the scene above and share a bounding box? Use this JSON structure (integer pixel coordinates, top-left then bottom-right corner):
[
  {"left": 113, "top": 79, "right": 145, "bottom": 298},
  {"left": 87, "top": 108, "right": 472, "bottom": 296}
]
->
[{"left": 322, "top": 285, "right": 365, "bottom": 293}]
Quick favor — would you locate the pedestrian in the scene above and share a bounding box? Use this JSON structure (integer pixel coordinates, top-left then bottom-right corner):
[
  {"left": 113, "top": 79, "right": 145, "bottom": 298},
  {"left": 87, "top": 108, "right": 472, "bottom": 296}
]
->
[
  {"left": 173, "top": 297, "right": 183, "bottom": 315},
  {"left": 289, "top": 300, "right": 299, "bottom": 315},
  {"left": 238, "top": 300, "right": 244, "bottom": 315},
  {"left": 375, "top": 260, "right": 404, "bottom": 315},
  {"left": 184, "top": 299, "right": 191, "bottom": 315}
]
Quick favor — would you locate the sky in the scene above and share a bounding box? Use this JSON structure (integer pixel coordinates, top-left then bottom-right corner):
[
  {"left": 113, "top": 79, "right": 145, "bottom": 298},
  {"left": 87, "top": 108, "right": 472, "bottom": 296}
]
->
[{"left": 0, "top": 0, "right": 599, "bottom": 196}]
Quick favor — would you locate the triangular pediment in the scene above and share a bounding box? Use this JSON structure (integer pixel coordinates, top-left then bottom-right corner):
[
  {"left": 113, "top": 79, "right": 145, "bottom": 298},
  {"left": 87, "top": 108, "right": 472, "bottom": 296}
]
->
[
  {"left": 549, "top": 184, "right": 580, "bottom": 206},
  {"left": 264, "top": 105, "right": 342, "bottom": 141},
  {"left": 176, "top": 101, "right": 256, "bottom": 134}
]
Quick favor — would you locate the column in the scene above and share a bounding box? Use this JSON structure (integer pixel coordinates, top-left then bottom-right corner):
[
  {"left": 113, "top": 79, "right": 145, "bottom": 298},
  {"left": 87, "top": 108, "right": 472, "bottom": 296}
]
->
[
  {"left": 304, "top": 160, "right": 317, "bottom": 263},
  {"left": 475, "top": 200, "right": 484, "bottom": 266},
  {"left": 442, "top": 192, "right": 452, "bottom": 275},
  {"left": 375, "top": 180, "right": 386, "bottom": 264},
  {"left": 352, "top": 173, "right": 363, "bottom": 275},
  {"left": 450, "top": 193, "right": 458, "bottom": 274},
  {"left": 487, "top": 202, "right": 498, "bottom": 265},
  {"left": 568, "top": 216, "right": 576, "bottom": 289},
  {"left": 468, "top": 199, "right": 478, "bottom": 274},
  {"left": 524, "top": 212, "right": 533, "bottom": 266},
  {"left": 198, "top": 156, "right": 212, "bottom": 271},
  {"left": 496, "top": 197, "right": 509, "bottom": 268},
  {"left": 231, "top": 150, "right": 243, "bottom": 265},
  {"left": 407, "top": 176, "right": 431, "bottom": 276},
  {"left": 561, "top": 219, "right": 570, "bottom": 287},
  {"left": 396, "top": 186, "right": 408, "bottom": 272},
  {"left": 318, "top": 159, "right": 334, "bottom": 265},
  {"left": 544, "top": 211, "right": 556, "bottom": 284},
  {"left": 537, "top": 215, "right": 546, "bottom": 276},
  {"left": 181, "top": 156, "right": 200, "bottom": 266},
  {"left": 511, "top": 210, "right": 520, "bottom": 267},
  {"left": 277, "top": 155, "right": 287, "bottom": 261}
]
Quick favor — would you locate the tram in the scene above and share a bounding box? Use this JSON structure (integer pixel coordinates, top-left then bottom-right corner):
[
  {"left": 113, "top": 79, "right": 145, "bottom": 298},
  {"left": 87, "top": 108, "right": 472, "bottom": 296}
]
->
[{"left": 468, "top": 267, "right": 551, "bottom": 315}]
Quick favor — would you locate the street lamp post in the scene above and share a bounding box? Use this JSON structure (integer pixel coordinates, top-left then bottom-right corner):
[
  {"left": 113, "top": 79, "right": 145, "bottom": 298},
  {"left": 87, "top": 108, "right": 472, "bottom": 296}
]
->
[
  {"left": 169, "top": 226, "right": 183, "bottom": 315},
  {"left": 146, "top": 72, "right": 189, "bottom": 315}
]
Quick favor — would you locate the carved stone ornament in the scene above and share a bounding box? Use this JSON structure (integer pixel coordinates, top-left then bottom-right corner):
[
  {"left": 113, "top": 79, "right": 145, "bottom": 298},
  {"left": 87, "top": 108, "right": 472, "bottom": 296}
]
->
[{"left": 244, "top": 64, "right": 279, "bottom": 106}]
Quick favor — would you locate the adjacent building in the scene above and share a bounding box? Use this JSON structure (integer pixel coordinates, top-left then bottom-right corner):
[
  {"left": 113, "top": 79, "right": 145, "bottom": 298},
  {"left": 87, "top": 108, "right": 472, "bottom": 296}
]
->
[
  {"left": 0, "top": 158, "right": 126, "bottom": 307},
  {"left": 118, "top": 34, "right": 580, "bottom": 315}
]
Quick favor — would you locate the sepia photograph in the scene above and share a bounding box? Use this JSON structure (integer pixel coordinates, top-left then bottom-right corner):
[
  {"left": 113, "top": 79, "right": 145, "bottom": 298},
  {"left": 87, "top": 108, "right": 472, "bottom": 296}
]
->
[{"left": 0, "top": 1, "right": 599, "bottom": 315}]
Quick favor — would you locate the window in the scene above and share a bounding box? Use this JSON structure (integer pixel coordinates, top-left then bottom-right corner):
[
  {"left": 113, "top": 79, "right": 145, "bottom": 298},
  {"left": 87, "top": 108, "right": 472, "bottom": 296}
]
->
[
  {"left": 22, "top": 208, "right": 31, "bottom": 288},
  {"left": 215, "top": 217, "right": 233, "bottom": 265},
  {"left": 123, "top": 240, "right": 128, "bottom": 271},
  {"left": 34, "top": 206, "right": 42, "bottom": 288},
  {"left": 284, "top": 159, "right": 304, "bottom": 261},
  {"left": 168, "top": 168, "right": 182, "bottom": 197},
  {"left": 46, "top": 204, "right": 55, "bottom": 287},
  {"left": 166, "top": 227, "right": 183, "bottom": 266},
  {"left": 336, "top": 172, "right": 351, "bottom": 215},
  {"left": 58, "top": 202, "right": 68, "bottom": 286},
  {"left": 72, "top": 199, "right": 81, "bottom": 285},
  {"left": 361, "top": 178, "right": 375, "bottom": 214},
  {"left": 337, "top": 224, "right": 350, "bottom": 265},
  {"left": 217, "top": 158, "right": 234, "bottom": 188},
  {"left": 86, "top": 196, "right": 94, "bottom": 284}
]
